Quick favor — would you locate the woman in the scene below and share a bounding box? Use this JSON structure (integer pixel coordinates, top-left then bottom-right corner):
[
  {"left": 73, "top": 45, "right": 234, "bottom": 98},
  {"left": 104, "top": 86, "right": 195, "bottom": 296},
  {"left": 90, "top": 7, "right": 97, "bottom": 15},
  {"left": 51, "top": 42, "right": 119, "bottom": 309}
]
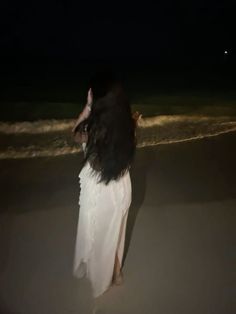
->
[{"left": 73, "top": 77, "right": 136, "bottom": 298}]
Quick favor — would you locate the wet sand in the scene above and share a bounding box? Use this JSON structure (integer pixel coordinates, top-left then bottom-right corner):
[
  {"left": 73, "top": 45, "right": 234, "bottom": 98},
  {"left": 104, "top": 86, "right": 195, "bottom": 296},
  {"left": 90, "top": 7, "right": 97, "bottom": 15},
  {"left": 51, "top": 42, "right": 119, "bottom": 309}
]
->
[{"left": 0, "top": 132, "right": 235, "bottom": 314}]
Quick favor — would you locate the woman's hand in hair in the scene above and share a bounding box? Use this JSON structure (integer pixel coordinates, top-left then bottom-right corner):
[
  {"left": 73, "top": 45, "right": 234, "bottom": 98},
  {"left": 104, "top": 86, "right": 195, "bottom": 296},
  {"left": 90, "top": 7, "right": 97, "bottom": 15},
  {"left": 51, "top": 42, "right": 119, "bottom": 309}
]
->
[{"left": 72, "top": 88, "right": 93, "bottom": 133}]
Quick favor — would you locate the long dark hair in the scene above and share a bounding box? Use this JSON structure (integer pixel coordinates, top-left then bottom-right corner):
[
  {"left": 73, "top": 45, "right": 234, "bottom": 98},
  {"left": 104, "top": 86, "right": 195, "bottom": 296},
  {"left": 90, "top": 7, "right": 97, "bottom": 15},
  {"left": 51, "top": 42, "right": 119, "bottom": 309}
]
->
[{"left": 82, "top": 81, "right": 136, "bottom": 184}]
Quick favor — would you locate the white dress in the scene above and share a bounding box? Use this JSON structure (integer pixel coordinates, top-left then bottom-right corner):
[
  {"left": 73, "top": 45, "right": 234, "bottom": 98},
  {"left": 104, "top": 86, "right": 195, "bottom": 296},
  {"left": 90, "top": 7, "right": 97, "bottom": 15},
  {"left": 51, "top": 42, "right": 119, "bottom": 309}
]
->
[{"left": 73, "top": 162, "right": 132, "bottom": 297}]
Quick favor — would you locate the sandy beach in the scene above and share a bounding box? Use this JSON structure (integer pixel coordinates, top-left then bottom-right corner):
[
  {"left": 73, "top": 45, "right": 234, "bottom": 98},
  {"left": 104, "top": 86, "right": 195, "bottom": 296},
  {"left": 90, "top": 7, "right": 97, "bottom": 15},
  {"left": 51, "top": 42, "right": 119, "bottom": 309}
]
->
[{"left": 0, "top": 132, "right": 235, "bottom": 314}]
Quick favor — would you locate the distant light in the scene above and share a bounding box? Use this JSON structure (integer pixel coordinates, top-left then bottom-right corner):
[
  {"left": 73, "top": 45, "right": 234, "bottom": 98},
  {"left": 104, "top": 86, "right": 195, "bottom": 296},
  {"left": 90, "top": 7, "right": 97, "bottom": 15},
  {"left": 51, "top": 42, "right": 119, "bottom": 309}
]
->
[{"left": 224, "top": 50, "right": 228, "bottom": 55}]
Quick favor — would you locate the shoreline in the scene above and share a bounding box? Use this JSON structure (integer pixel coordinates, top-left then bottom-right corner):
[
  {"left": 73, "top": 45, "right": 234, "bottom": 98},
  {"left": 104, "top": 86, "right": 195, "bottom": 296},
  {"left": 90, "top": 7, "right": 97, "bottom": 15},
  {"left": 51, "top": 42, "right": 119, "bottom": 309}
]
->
[{"left": 0, "top": 115, "right": 236, "bottom": 159}]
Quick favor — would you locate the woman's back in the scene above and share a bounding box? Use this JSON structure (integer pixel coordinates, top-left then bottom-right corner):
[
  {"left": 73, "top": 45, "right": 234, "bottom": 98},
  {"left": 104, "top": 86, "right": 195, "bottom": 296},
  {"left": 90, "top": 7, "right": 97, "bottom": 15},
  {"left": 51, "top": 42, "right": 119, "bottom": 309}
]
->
[{"left": 84, "top": 85, "right": 136, "bottom": 184}]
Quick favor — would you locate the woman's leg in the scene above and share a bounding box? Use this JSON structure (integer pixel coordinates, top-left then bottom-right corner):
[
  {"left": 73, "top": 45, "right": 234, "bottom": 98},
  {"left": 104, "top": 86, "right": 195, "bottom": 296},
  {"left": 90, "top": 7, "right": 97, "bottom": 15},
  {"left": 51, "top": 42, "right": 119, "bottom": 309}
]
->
[
  {"left": 112, "top": 252, "right": 123, "bottom": 285},
  {"left": 112, "top": 208, "right": 129, "bottom": 285}
]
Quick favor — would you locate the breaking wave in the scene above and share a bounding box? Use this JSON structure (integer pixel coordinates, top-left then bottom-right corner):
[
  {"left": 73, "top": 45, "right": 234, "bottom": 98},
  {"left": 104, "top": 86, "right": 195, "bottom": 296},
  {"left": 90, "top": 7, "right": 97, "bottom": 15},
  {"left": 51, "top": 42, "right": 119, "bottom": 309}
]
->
[{"left": 0, "top": 115, "right": 236, "bottom": 159}]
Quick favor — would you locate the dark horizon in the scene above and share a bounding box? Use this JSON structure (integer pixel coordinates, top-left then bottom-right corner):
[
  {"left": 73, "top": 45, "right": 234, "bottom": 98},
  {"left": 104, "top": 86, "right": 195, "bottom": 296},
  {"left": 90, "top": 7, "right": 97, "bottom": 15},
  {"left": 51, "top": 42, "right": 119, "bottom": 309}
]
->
[
  {"left": 1, "top": 1, "right": 235, "bottom": 103},
  {"left": 1, "top": 1, "right": 235, "bottom": 62}
]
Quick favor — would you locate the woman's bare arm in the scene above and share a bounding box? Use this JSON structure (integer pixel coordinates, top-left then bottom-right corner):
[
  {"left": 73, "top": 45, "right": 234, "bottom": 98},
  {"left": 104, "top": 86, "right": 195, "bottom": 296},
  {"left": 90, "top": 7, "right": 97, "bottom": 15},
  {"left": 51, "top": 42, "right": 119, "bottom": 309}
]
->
[{"left": 72, "top": 88, "right": 93, "bottom": 133}]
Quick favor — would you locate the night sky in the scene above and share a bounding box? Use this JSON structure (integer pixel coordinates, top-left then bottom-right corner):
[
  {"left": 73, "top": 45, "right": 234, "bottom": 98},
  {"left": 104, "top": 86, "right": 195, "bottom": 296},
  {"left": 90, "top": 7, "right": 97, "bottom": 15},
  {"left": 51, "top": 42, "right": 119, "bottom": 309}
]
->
[{"left": 0, "top": 1, "right": 235, "bottom": 64}]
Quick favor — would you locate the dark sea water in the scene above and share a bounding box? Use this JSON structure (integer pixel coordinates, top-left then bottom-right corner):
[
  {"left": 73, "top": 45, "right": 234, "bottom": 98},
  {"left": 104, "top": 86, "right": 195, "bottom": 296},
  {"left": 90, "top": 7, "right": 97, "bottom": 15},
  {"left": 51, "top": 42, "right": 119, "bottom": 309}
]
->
[
  {"left": 1, "top": 57, "right": 235, "bottom": 101},
  {"left": 1, "top": 58, "right": 236, "bottom": 159},
  {"left": 1, "top": 115, "right": 236, "bottom": 159},
  {"left": 1, "top": 57, "right": 236, "bottom": 122}
]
